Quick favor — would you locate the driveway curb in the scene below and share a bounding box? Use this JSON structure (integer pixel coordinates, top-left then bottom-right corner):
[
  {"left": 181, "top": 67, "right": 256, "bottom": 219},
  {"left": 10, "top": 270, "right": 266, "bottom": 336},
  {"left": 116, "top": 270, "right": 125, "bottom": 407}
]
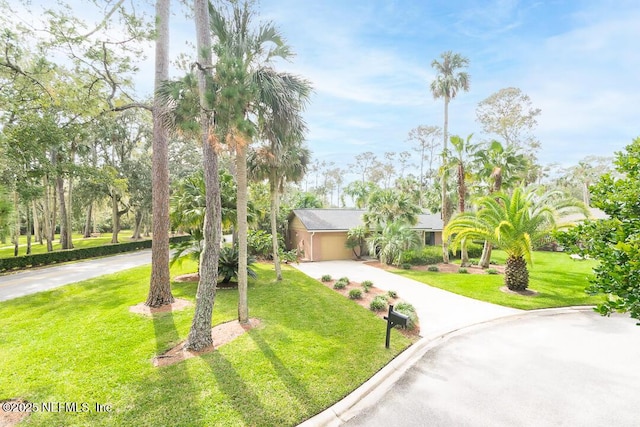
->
[{"left": 298, "top": 305, "right": 596, "bottom": 426}]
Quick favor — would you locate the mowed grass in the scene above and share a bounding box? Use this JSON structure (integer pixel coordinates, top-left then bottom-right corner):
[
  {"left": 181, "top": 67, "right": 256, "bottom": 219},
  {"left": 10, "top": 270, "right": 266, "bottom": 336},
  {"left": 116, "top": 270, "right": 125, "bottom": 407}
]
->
[
  {"left": 0, "top": 261, "right": 412, "bottom": 426},
  {"left": 0, "top": 231, "right": 141, "bottom": 259},
  {"left": 395, "top": 250, "right": 604, "bottom": 310}
]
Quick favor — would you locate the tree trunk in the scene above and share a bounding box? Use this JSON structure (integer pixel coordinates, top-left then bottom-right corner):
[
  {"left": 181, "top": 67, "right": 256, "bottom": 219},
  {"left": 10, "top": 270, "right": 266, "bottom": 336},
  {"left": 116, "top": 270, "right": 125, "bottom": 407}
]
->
[
  {"left": 12, "top": 190, "right": 19, "bottom": 257},
  {"left": 237, "top": 140, "right": 249, "bottom": 323},
  {"left": 131, "top": 209, "right": 143, "bottom": 240},
  {"left": 270, "top": 169, "right": 282, "bottom": 280},
  {"left": 146, "top": 0, "right": 174, "bottom": 308},
  {"left": 479, "top": 241, "right": 492, "bottom": 268},
  {"left": 56, "top": 176, "right": 71, "bottom": 249},
  {"left": 25, "top": 204, "right": 32, "bottom": 255},
  {"left": 32, "top": 200, "right": 41, "bottom": 244},
  {"left": 505, "top": 255, "right": 529, "bottom": 291},
  {"left": 66, "top": 169, "right": 74, "bottom": 249},
  {"left": 83, "top": 203, "right": 92, "bottom": 238},
  {"left": 186, "top": 0, "right": 219, "bottom": 351},
  {"left": 42, "top": 174, "right": 54, "bottom": 252},
  {"left": 441, "top": 96, "right": 450, "bottom": 263},
  {"left": 458, "top": 162, "right": 470, "bottom": 266},
  {"left": 111, "top": 193, "right": 120, "bottom": 244}
]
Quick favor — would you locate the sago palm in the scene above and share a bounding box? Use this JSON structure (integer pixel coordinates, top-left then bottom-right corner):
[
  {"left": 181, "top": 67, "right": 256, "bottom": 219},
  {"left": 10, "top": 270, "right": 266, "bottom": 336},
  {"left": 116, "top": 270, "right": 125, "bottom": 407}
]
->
[{"left": 445, "top": 187, "right": 588, "bottom": 291}]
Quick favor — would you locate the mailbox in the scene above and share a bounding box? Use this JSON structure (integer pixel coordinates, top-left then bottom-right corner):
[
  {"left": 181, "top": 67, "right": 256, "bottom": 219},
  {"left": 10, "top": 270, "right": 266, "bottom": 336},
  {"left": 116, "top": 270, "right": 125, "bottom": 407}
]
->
[{"left": 383, "top": 305, "right": 409, "bottom": 348}]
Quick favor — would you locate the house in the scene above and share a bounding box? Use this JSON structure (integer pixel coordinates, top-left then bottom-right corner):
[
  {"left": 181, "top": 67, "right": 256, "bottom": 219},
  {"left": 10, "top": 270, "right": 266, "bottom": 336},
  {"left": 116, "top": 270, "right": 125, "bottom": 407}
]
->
[{"left": 287, "top": 209, "right": 443, "bottom": 262}]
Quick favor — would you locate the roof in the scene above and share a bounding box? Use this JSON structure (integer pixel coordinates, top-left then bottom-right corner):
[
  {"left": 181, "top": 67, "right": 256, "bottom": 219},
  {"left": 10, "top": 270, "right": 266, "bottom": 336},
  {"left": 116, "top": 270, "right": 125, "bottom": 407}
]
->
[
  {"left": 561, "top": 207, "right": 609, "bottom": 224},
  {"left": 291, "top": 209, "right": 443, "bottom": 232}
]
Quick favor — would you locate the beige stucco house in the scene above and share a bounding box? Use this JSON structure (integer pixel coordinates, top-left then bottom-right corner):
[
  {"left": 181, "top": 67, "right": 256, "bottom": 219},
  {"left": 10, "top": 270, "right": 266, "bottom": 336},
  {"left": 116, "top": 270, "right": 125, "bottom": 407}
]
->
[{"left": 288, "top": 209, "right": 443, "bottom": 262}]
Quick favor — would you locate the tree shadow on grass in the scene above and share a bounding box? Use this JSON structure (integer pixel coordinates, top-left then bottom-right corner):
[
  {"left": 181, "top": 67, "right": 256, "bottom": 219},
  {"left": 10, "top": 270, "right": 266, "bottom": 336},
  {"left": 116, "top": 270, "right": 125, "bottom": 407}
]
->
[
  {"left": 248, "top": 330, "right": 316, "bottom": 409},
  {"left": 125, "top": 312, "right": 203, "bottom": 426},
  {"left": 203, "top": 351, "right": 288, "bottom": 427}
]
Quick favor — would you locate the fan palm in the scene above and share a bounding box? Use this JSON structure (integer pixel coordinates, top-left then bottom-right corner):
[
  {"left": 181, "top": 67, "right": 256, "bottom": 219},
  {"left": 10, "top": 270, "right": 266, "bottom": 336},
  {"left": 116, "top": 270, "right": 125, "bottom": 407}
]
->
[
  {"left": 368, "top": 221, "right": 421, "bottom": 266},
  {"left": 210, "top": 1, "right": 311, "bottom": 322},
  {"left": 445, "top": 187, "right": 588, "bottom": 291},
  {"left": 430, "top": 51, "right": 470, "bottom": 263}
]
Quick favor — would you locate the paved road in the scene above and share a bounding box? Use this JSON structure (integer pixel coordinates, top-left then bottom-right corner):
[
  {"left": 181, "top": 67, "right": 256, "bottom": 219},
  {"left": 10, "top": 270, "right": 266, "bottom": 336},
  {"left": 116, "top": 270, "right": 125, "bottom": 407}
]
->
[
  {"left": 0, "top": 250, "right": 152, "bottom": 302},
  {"left": 343, "top": 310, "right": 640, "bottom": 427}
]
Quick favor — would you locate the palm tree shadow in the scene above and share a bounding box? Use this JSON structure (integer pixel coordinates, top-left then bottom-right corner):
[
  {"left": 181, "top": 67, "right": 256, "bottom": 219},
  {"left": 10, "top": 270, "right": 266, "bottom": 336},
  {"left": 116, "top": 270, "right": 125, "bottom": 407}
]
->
[
  {"left": 248, "top": 331, "right": 315, "bottom": 407},
  {"left": 125, "top": 312, "right": 203, "bottom": 424},
  {"left": 204, "top": 352, "right": 286, "bottom": 426}
]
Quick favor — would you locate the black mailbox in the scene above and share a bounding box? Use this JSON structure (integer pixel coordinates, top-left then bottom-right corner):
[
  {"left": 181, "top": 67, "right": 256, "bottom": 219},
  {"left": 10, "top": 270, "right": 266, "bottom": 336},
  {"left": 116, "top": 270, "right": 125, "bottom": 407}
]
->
[{"left": 383, "top": 305, "right": 409, "bottom": 348}]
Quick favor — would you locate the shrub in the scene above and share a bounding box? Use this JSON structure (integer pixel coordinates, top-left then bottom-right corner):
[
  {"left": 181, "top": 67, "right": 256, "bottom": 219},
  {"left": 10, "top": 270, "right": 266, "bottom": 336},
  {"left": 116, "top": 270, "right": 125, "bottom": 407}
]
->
[
  {"left": 361, "top": 280, "right": 374, "bottom": 292},
  {"left": 348, "top": 289, "right": 363, "bottom": 299},
  {"left": 387, "top": 290, "right": 398, "bottom": 299},
  {"left": 427, "top": 265, "right": 439, "bottom": 272},
  {"left": 465, "top": 242, "right": 484, "bottom": 259},
  {"left": 393, "top": 302, "right": 418, "bottom": 330},
  {"left": 218, "top": 246, "right": 257, "bottom": 284},
  {"left": 400, "top": 263, "right": 411, "bottom": 270},
  {"left": 486, "top": 268, "right": 499, "bottom": 275},
  {"left": 404, "top": 246, "right": 442, "bottom": 265},
  {"left": 321, "top": 274, "right": 332, "bottom": 282},
  {"left": 369, "top": 296, "right": 388, "bottom": 311},
  {"left": 0, "top": 235, "right": 191, "bottom": 272},
  {"left": 338, "top": 276, "right": 350, "bottom": 284},
  {"left": 247, "top": 229, "right": 274, "bottom": 258},
  {"left": 333, "top": 279, "right": 348, "bottom": 290},
  {"left": 458, "top": 268, "right": 469, "bottom": 274}
]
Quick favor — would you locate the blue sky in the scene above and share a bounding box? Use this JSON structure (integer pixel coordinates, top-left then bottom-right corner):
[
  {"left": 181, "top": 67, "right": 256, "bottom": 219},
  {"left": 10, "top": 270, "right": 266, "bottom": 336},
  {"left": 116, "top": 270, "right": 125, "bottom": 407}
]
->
[
  {"left": 15, "top": 0, "right": 640, "bottom": 181},
  {"left": 232, "top": 0, "right": 640, "bottom": 180}
]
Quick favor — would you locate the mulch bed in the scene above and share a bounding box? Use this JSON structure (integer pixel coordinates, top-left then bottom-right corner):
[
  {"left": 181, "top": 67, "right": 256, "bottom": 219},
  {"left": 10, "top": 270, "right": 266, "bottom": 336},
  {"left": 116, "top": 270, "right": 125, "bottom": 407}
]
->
[
  {"left": 318, "top": 277, "right": 420, "bottom": 337},
  {"left": 152, "top": 318, "right": 262, "bottom": 367}
]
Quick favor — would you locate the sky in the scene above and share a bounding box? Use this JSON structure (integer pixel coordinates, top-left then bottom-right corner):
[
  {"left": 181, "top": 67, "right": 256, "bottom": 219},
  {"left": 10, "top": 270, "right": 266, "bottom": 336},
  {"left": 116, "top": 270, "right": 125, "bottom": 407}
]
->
[
  {"left": 235, "top": 0, "right": 639, "bottom": 181},
  {"left": 12, "top": 0, "right": 640, "bottom": 183}
]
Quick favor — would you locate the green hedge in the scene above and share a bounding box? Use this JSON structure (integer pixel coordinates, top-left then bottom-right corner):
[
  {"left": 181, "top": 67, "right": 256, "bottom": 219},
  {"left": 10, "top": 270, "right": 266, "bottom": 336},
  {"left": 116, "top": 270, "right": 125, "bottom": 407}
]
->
[
  {"left": 0, "top": 235, "right": 191, "bottom": 272},
  {"left": 402, "top": 242, "right": 484, "bottom": 265}
]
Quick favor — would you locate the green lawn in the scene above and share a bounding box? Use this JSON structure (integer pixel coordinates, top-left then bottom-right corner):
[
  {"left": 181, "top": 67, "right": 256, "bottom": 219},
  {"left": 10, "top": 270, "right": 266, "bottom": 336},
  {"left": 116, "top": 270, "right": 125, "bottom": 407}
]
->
[
  {"left": 0, "top": 231, "right": 142, "bottom": 259},
  {"left": 395, "top": 250, "right": 604, "bottom": 310},
  {"left": 0, "top": 261, "right": 411, "bottom": 426}
]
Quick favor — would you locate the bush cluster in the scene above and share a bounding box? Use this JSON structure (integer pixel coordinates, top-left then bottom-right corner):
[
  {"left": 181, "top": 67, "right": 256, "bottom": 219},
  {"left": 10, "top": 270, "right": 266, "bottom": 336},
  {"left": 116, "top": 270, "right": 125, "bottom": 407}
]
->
[
  {"left": 321, "top": 274, "right": 332, "bottom": 282},
  {"left": 348, "top": 289, "right": 363, "bottom": 299},
  {"left": 427, "top": 265, "right": 439, "bottom": 272},
  {"left": 361, "top": 280, "right": 374, "bottom": 292},
  {"left": 333, "top": 278, "right": 349, "bottom": 289},
  {"left": 369, "top": 295, "right": 388, "bottom": 311},
  {"left": 387, "top": 290, "right": 398, "bottom": 299},
  {"left": 393, "top": 302, "right": 418, "bottom": 330},
  {"left": 0, "top": 235, "right": 191, "bottom": 272},
  {"left": 402, "top": 243, "right": 484, "bottom": 266}
]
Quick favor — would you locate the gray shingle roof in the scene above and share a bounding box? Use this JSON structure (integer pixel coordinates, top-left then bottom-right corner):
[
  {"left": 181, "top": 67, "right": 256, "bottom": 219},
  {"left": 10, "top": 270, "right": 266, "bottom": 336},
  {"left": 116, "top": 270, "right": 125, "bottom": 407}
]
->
[{"left": 291, "top": 209, "right": 443, "bottom": 231}]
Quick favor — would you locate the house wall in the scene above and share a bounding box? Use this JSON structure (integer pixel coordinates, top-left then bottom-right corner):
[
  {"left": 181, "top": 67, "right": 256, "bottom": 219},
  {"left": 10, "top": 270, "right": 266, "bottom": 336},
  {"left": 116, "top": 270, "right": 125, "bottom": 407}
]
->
[
  {"left": 289, "top": 216, "right": 313, "bottom": 261},
  {"left": 288, "top": 217, "right": 354, "bottom": 261}
]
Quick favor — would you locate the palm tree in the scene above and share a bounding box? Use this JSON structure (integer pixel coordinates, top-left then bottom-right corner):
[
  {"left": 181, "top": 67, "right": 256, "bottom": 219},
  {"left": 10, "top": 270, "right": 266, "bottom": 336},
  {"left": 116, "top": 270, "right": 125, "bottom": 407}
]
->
[
  {"left": 367, "top": 221, "right": 421, "bottom": 266},
  {"left": 430, "top": 51, "right": 470, "bottom": 263},
  {"left": 445, "top": 187, "right": 588, "bottom": 291},
  {"left": 449, "top": 134, "right": 477, "bottom": 266},
  {"left": 363, "top": 188, "right": 421, "bottom": 229},
  {"left": 210, "top": 1, "right": 311, "bottom": 323},
  {"left": 474, "top": 140, "right": 528, "bottom": 267},
  {"left": 248, "top": 138, "right": 311, "bottom": 280}
]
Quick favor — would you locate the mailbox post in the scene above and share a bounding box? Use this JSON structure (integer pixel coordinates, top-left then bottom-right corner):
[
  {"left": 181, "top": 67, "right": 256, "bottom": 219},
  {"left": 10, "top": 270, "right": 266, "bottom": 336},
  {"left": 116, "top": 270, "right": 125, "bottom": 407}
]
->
[{"left": 384, "top": 305, "right": 408, "bottom": 349}]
